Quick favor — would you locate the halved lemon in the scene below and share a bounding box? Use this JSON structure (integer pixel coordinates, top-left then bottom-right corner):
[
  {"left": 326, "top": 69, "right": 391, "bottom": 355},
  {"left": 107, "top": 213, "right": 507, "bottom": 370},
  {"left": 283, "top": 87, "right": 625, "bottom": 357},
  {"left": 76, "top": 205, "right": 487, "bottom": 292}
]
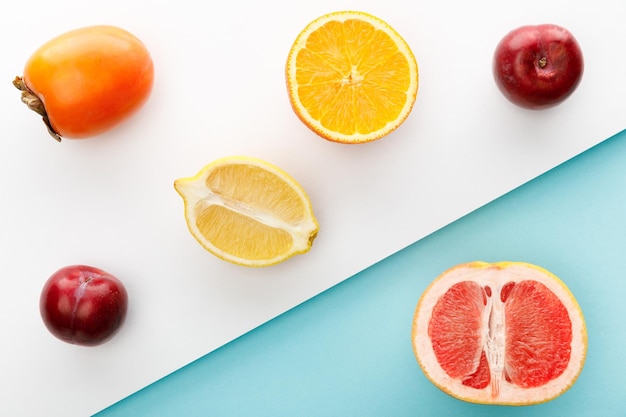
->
[
  {"left": 286, "top": 10, "right": 419, "bottom": 144},
  {"left": 174, "top": 156, "right": 319, "bottom": 267},
  {"left": 412, "top": 261, "right": 587, "bottom": 405}
]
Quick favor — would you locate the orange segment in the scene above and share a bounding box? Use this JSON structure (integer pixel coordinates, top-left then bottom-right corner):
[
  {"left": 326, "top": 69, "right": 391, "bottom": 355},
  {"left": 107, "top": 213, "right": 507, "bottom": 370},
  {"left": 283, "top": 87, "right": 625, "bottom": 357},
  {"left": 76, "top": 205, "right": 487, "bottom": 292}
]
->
[
  {"left": 412, "top": 261, "right": 587, "bottom": 405},
  {"left": 174, "top": 156, "right": 319, "bottom": 267},
  {"left": 286, "top": 11, "right": 419, "bottom": 143}
]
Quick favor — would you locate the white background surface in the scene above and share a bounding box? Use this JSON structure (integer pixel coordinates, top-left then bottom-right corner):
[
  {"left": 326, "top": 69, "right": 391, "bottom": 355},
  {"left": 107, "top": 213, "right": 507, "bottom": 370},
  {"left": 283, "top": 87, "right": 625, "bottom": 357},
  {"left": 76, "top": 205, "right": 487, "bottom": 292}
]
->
[{"left": 1, "top": 1, "right": 624, "bottom": 416}]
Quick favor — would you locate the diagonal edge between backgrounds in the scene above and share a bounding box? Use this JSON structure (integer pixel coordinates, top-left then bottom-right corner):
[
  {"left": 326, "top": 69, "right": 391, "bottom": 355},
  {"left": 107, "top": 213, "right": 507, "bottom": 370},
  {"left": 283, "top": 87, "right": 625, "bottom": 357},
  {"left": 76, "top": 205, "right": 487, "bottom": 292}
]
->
[{"left": 94, "top": 127, "right": 626, "bottom": 416}]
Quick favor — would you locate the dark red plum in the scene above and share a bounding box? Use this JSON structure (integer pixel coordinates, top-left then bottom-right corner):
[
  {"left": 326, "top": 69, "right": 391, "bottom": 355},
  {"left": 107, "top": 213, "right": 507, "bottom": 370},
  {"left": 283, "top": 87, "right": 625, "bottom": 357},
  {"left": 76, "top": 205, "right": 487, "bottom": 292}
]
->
[
  {"left": 493, "top": 24, "right": 584, "bottom": 109},
  {"left": 40, "top": 265, "right": 128, "bottom": 346}
]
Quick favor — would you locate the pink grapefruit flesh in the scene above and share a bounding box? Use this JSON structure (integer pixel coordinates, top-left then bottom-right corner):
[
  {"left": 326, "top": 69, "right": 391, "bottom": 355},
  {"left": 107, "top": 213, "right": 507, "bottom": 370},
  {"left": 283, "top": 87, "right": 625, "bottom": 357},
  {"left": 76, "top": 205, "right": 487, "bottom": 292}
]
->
[{"left": 412, "top": 261, "right": 587, "bottom": 405}]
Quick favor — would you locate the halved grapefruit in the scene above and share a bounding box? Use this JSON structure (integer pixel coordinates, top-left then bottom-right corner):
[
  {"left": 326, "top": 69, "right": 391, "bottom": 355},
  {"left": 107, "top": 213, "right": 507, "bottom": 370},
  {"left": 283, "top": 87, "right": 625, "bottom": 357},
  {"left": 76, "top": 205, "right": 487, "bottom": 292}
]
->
[{"left": 411, "top": 261, "right": 587, "bottom": 405}]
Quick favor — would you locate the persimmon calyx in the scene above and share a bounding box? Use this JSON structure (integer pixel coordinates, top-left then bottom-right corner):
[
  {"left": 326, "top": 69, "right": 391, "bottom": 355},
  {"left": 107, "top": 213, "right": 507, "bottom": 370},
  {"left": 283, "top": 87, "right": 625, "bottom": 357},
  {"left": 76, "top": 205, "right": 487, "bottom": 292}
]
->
[{"left": 13, "top": 76, "right": 62, "bottom": 142}]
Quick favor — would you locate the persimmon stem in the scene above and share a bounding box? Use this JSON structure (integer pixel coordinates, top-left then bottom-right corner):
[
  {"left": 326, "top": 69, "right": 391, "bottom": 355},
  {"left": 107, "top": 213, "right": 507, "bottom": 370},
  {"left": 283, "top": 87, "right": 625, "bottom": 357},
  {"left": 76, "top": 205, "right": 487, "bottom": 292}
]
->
[{"left": 13, "top": 76, "right": 62, "bottom": 142}]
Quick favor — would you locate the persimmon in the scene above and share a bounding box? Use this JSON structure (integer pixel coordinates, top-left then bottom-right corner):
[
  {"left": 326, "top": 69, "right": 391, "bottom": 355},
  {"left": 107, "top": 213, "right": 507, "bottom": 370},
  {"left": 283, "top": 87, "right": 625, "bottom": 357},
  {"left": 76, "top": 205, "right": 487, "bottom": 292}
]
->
[{"left": 13, "top": 25, "right": 154, "bottom": 141}]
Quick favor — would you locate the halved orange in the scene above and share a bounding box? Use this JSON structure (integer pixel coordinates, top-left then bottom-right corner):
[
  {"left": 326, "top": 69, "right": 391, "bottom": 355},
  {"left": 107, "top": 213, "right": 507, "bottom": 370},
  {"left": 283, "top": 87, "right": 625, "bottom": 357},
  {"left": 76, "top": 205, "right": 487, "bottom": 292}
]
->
[
  {"left": 286, "top": 11, "right": 419, "bottom": 144},
  {"left": 174, "top": 156, "right": 319, "bottom": 267},
  {"left": 412, "top": 261, "right": 587, "bottom": 405}
]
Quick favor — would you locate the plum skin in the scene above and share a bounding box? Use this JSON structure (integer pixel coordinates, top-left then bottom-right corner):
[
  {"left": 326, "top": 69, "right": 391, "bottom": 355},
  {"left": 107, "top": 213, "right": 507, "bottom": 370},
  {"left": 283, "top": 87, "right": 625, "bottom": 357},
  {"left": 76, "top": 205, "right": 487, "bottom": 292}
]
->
[
  {"left": 39, "top": 265, "right": 128, "bottom": 346},
  {"left": 493, "top": 24, "right": 584, "bottom": 109}
]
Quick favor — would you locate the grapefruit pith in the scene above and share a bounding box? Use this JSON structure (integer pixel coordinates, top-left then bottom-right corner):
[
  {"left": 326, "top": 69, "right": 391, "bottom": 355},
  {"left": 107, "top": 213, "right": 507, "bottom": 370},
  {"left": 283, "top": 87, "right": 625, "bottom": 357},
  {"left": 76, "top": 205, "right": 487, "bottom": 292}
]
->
[{"left": 411, "top": 261, "right": 587, "bottom": 405}]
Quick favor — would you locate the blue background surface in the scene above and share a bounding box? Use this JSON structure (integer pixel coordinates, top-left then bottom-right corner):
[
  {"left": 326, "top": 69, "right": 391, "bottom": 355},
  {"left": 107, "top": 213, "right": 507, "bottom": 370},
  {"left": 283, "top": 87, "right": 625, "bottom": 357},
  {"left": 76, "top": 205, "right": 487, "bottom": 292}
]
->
[{"left": 97, "top": 129, "right": 626, "bottom": 417}]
